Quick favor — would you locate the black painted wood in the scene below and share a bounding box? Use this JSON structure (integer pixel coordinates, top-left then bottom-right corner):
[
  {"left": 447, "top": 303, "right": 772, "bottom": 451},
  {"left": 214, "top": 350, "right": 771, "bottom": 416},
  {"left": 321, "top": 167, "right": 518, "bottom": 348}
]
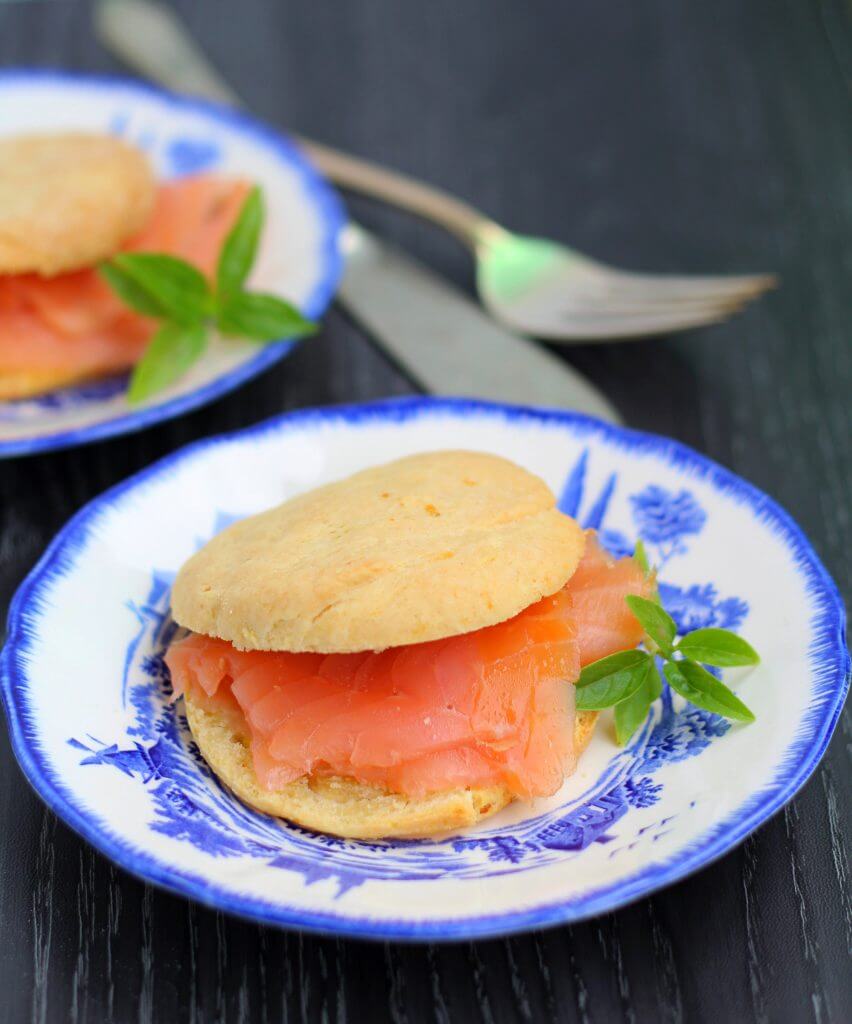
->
[{"left": 1, "top": 1, "right": 850, "bottom": 1021}]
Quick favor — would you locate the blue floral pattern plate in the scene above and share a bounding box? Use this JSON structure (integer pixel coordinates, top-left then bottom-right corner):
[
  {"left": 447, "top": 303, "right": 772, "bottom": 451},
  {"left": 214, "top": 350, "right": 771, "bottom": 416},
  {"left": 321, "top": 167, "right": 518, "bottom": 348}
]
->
[
  {"left": 1, "top": 398, "right": 847, "bottom": 940},
  {"left": 0, "top": 71, "right": 344, "bottom": 458}
]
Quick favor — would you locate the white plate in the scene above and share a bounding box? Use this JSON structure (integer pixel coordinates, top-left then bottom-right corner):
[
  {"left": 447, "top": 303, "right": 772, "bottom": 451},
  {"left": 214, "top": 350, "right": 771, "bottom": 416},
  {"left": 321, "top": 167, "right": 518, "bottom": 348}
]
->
[
  {"left": 1, "top": 398, "right": 848, "bottom": 940},
  {"left": 0, "top": 71, "right": 344, "bottom": 457}
]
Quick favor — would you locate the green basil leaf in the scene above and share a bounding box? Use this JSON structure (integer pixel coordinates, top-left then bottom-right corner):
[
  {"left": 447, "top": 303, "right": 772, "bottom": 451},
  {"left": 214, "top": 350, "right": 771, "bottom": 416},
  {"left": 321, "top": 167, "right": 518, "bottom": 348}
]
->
[
  {"left": 217, "top": 291, "right": 318, "bottom": 341},
  {"left": 575, "top": 649, "right": 651, "bottom": 710},
  {"left": 99, "top": 261, "right": 168, "bottom": 318},
  {"left": 613, "top": 659, "right": 661, "bottom": 745},
  {"left": 648, "top": 659, "right": 664, "bottom": 701},
  {"left": 633, "top": 539, "right": 650, "bottom": 576},
  {"left": 625, "top": 594, "right": 677, "bottom": 654},
  {"left": 664, "top": 659, "right": 755, "bottom": 722},
  {"left": 128, "top": 322, "right": 208, "bottom": 404},
  {"left": 216, "top": 186, "right": 264, "bottom": 298},
  {"left": 111, "top": 253, "right": 211, "bottom": 324},
  {"left": 676, "top": 628, "right": 760, "bottom": 667},
  {"left": 577, "top": 649, "right": 650, "bottom": 687}
]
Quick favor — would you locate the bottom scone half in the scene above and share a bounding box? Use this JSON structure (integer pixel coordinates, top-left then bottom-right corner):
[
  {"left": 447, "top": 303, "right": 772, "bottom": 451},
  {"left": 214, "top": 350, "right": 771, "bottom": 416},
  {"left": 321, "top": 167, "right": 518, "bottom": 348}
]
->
[{"left": 185, "top": 693, "right": 599, "bottom": 840}]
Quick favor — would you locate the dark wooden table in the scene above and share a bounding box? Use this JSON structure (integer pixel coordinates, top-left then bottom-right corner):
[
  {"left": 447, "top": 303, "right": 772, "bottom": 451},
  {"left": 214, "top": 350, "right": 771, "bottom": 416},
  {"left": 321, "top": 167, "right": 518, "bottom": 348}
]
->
[{"left": 1, "top": 1, "right": 850, "bottom": 1021}]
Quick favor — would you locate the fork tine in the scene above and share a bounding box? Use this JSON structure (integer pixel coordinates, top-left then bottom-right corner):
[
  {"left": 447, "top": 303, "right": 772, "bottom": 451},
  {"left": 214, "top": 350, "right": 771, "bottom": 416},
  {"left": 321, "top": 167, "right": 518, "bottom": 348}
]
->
[
  {"left": 600, "top": 270, "right": 777, "bottom": 304},
  {"left": 517, "top": 302, "right": 746, "bottom": 340},
  {"left": 509, "top": 268, "right": 775, "bottom": 318},
  {"left": 542, "top": 290, "right": 754, "bottom": 317},
  {"left": 559, "top": 265, "right": 776, "bottom": 308},
  {"left": 496, "top": 280, "right": 761, "bottom": 327}
]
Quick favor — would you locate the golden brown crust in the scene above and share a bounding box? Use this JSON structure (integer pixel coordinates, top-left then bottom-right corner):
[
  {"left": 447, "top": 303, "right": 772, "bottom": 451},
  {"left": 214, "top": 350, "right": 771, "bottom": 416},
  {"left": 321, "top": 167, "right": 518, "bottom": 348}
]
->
[
  {"left": 172, "top": 451, "right": 586, "bottom": 653},
  {"left": 0, "top": 133, "right": 155, "bottom": 276},
  {"left": 573, "top": 707, "right": 598, "bottom": 753},
  {"left": 184, "top": 694, "right": 598, "bottom": 840}
]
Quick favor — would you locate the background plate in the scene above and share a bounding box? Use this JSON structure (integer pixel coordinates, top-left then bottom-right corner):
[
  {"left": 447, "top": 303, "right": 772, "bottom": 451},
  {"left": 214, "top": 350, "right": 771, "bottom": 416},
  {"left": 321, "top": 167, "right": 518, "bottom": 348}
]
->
[
  {"left": 1, "top": 398, "right": 847, "bottom": 940},
  {"left": 0, "top": 71, "right": 344, "bottom": 457}
]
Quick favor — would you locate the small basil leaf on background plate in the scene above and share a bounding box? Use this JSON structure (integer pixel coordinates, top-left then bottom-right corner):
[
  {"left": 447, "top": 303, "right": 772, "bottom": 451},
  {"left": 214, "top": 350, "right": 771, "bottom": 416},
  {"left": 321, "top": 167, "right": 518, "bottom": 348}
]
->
[
  {"left": 217, "top": 291, "right": 317, "bottom": 341},
  {"left": 216, "top": 186, "right": 264, "bottom": 298},
  {"left": 625, "top": 594, "right": 677, "bottom": 654},
  {"left": 677, "top": 628, "right": 760, "bottom": 667},
  {"left": 111, "top": 253, "right": 212, "bottom": 324},
  {"left": 575, "top": 649, "right": 651, "bottom": 710},
  {"left": 99, "top": 261, "right": 168, "bottom": 318},
  {"left": 128, "top": 322, "right": 208, "bottom": 404},
  {"left": 664, "top": 660, "right": 755, "bottom": 722}
]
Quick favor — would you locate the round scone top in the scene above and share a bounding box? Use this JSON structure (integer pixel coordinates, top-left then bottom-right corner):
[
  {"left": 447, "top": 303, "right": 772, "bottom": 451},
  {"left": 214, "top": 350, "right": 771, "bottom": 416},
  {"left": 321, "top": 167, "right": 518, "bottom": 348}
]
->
[
  {"left": 0, "top": 133, "right": 155, "bottom": 276},
  {"left": 172, "top": 450, "right": 586, "bottom": 653}
]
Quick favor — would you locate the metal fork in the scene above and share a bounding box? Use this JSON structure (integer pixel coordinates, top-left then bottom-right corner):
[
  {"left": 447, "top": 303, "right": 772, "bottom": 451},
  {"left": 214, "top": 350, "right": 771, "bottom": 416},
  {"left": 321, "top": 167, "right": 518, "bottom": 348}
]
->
[{"left": 97, "top": 0, "right": 776, "bottom": 341}]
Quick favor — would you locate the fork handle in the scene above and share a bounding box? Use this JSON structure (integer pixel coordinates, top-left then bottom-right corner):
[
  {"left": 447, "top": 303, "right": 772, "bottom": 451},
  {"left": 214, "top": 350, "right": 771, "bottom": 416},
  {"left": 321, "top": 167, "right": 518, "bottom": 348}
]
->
[
  {"left": 95, "top": 1, "right": 499, "bottom": 250},
  {"left": 293, "top": 136, "right": 496, "bottom": 249}
]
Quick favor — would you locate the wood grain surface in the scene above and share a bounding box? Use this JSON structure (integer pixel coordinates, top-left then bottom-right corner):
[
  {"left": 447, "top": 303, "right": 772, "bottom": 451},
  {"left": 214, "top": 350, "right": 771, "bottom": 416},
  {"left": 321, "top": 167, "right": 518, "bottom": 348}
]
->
[{"left": 0, "top": 1, "right": 850, "bottom": 1021}]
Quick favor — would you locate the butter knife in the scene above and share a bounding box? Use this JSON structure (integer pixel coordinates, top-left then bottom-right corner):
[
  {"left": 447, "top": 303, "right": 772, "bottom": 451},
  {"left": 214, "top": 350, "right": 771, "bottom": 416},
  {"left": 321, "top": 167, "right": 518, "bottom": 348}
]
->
[
  {"left": 94, "top": 0, "right": 621, "bottom": 423},
  {"left": 339, "top": 226, "right": 618, "bottom": 419}
]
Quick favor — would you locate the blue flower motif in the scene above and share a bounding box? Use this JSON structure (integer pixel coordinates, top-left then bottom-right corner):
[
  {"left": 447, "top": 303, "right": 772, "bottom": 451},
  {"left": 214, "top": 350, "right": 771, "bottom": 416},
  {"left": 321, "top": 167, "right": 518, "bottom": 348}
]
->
[
  {"left": 165, "top": 137, "right": 222, "bottom": 176},
  {"left": 681, "top": 707, "right": 730, "bottom": 743},
  {"left": 599, "top": 529, "right": 635, "bottom": 561},
  {"left": 454, "top": 837, "right": 529, "bottom": 863},
  {"left": 714, "top": 596, "right": 750, "bottom": 631},
  {"left": 140, "top": 652, "right": 166, "bottom": 678},
  {"left": 638, "top": 703, "right": 731, "bottom": 773},
  {"left": 624, "top": 776, "right": 663, "bottom": 809},
  {"left": 639, "top": 728, "right": 689, "bottom": 771},
  {"left": 658, "top": 582, "right": 749, "bottom": 634},
  {"left": 630, "top": 486, "right": 706, "bottom": 545},
  {"left": 485, "top": 838, "right": 528, "bottom": 863}
]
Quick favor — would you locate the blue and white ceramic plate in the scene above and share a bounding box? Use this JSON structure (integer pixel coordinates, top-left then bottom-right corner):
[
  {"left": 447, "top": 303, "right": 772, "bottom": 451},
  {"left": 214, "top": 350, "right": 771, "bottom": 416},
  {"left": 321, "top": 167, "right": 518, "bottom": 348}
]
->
[
  {"left": 2, "top": 399, "right": 848, "bottom": 940},
  {"left": 0, "top": 71, "right": 344, "bottom": 458}
]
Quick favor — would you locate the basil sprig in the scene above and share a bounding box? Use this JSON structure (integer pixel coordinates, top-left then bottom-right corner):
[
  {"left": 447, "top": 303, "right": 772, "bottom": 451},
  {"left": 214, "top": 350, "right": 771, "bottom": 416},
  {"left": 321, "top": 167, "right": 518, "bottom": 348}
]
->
[
  {"left": 100, "top": 186, "right": 318, "bottom": 403},
  {"left": 576, "top": 547, "right": 759, "bottom": 745}
]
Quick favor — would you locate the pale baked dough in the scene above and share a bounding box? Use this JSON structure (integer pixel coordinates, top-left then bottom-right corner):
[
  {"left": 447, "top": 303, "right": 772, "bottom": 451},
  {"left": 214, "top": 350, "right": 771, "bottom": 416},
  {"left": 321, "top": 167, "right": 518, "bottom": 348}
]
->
[
  {"left": 172, "top": 451, "right": 586, "bottom": 653},
  {"left": 0, "top": 133, "right": 155, "bottom": 276},
  {"left": 185, "top": 693, "right": 598, "bottom": 839}
]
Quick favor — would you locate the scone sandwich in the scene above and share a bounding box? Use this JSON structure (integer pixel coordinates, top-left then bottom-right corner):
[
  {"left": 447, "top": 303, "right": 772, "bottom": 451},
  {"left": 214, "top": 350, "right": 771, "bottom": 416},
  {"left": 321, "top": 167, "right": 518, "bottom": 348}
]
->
[
  {"left": 0, "top": 132, "right": 250, "bottom": 400},
  {"left": 165, "top": 451, "right": 652, "bottom": 840}
]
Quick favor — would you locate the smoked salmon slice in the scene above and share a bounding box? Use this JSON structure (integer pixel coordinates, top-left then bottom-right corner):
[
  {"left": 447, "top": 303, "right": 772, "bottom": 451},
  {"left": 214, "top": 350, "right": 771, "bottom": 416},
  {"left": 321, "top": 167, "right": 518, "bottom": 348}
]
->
[
  {"left": 166, "top": 533, "right": 650, "bottom": 800},
  {"left": 0, "top": 175, "right": 250, "bottom": 398}
]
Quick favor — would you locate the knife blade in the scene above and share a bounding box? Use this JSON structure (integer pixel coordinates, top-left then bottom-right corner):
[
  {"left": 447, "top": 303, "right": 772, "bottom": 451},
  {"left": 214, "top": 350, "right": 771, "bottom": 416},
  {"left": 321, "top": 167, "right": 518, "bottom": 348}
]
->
[
  {"left": 94, "top": 0, "right": 621, "bottom": 423},
  {"left": 339, "top": 226, "right": 619, "bottom": 420}
]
